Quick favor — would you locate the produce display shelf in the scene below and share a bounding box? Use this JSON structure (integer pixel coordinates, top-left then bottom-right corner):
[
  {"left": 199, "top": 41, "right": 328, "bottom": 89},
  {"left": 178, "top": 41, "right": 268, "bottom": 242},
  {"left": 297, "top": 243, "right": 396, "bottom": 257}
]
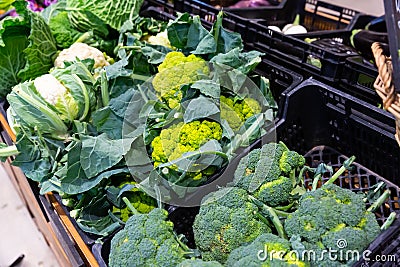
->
[
  {"left": 93, "top": 78, "right": 400, "bottom": 266},
  {"left": 0, "top": 14, "right": 303, "bottom": 263}
]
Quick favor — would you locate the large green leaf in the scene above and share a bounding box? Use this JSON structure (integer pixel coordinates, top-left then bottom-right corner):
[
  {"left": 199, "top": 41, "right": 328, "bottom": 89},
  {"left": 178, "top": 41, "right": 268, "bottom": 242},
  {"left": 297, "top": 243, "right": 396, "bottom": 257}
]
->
[
  {"left": 67, "top": 0, "right": 144, "bottom": 30},
  {"left": 0, "top": 27, "right": 28, "bottom": 98},
  {"left": 18, "top": 11, "right": 58, "bottom": 81},
  {"left": 80, "top": 134, "right": 131, "bottom": 179},
  {"left": 183, "top": 96, "right": 220, "bottom": 123},
  {"left": 40, "top": 0, "right": 67, "bottom": 23}
]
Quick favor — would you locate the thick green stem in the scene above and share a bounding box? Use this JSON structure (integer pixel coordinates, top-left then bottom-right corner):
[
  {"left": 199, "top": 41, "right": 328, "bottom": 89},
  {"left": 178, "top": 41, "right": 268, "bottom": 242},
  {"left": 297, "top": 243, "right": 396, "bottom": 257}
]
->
[
  {"left": 131, "top": 73, "right": 151, "bottom": 82},
  {"left": 311, "top": 174, "right": 322, "bottom": 191},
  {"left": 274, "top": 202, "right": 295, "bottom": 212},
  {"left": 298, "top": 166, "right": 314, "bottom": 186},
  {"left": 381, "top": 212, "right": 397, "bottom": 230},
  {"left": 174, "top": 233, "right": 201, "bottom": 257},
  {"left": 75, "top": 31, "right": 93, "bottom": 43},
  {"left": 119, "top": 45, "right": 142, "bottom": 50},
  {"left": 13, "top": 87, "right": 68, "bottom": 135},
  {"left": 0, "top": 144, "right": 19, "bottom": 158},
  {"left": 122, "top": 197, "right": 139, "bottom": 215},
  {"left": 249, "top": 195, "right": 287, "bottom": 239},
  {"left": 363, "top": 181, "right": 386, "bottom": 203},
  {"left": 367, "top": 189, "right": 391, "bottom": 212},
  {"left": 325, "top": 156, "right": 356, "bottom": 185},
  {"left": 72, "top": 74, "right": 90, "bottom": 122},
  {"left": 254, "top": 212, "right": 272, "bottom": 228},
  {"left": 100, "top": 70, "right": 109, "bottom": 107}
]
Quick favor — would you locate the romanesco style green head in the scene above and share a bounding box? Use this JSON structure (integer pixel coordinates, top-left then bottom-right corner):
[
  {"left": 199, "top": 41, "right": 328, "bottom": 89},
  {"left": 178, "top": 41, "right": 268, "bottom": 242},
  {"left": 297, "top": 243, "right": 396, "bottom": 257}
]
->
[
  {"left": 193, "top": 187, "right": 271, "bottom": 263},
  {"left": 109, "top": 208, "right": 191, "bottom": 267},
  {"left": 220, "top": 95, "right": 262, "bottom": 132},
  {"left": 150, "top": 120, "right": 222, "bottom": 182},
  {"left": 226, "top": 233, "right": 308, "bottom": 267},
  {"left": 152, "top": 52, "right": 209, "bottom": 108},
  {"left": 112, "top": 181, "right": 157, "bottom": 222}
]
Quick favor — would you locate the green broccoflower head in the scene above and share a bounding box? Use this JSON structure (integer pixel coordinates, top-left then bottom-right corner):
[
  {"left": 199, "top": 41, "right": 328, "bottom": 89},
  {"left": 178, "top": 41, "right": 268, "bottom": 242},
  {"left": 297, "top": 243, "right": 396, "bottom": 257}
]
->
[{"left": 152, "top": 52, "right": 209, "bottom": 108}]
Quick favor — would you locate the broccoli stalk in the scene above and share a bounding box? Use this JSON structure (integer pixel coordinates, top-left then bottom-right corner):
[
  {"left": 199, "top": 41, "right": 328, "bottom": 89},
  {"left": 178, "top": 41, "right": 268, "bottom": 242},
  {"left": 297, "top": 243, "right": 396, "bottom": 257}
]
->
[
  {"left": 325, "top": 155, "right": 356, "bottom": 185},
  {"left": 367, "top": 189, "right": 391, "bottom": 212},
  {"left": 363, "top": 181, "right": 386, "bottom": 203},
  {"left": 249, "top": 195, "right": 287, "bottom": 239},
  {"left": 122, "top": 196, "right": 140, "bottom": 215},
  {"left": 310, "top": 163, "right": 332, "bottom": 191},
  {"left": 381, "top": 212, "right": 397, "bottom": 230},
  {"left": 174, "top": 233, "right": 201, "bottom": 258}
]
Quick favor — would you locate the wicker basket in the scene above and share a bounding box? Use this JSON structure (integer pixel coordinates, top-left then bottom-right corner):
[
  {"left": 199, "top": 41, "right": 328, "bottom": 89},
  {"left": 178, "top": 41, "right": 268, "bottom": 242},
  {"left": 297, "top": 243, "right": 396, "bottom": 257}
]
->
[{"left": 372, "top": 42, "right": 400, "bottom": 145}]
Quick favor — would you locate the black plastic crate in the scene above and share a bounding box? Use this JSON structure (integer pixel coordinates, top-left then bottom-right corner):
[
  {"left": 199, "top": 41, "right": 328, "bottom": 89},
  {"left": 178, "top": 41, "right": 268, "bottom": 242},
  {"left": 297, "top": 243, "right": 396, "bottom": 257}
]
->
[
  {"left": 93, "top": 78, "right": 400, "bottom": 266},
  {"left": 276, "top": 78, "right": 399, "bottom": 183},
  {"left": 250, "top": 28, "right": 359, "bottom": 83},
  {"left": 340, "top": 56, "right": 381, "bottom": 106},
  {"left": 354, "top": 214, "right": 400, "bottom": 266},
  {"left": 94, "top": 147, "right": 400, "bottom": 266}
]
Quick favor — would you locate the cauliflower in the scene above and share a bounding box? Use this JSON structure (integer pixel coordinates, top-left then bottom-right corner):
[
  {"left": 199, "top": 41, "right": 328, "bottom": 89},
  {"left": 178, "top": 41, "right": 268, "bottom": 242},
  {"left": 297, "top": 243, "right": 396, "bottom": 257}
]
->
[
  {"left": 220, "top": 95, "right": 261, "bottom": 131},
  {"left": 151, "top": 120, "right": 222, "bottom": 181},
  {"left": 34, "top": 74, "right": 68, "bottom": 105},
  {"left": 54, "top": 42, "right": 110, "bottom": 68},
  {"left": 33, "top": 74, "right": 79, "bottom": 122},
  {"left": 152, "top": 52, "right": 209, "bottom": 108},
  {"left": 147, "top": 30, "right": 172, "bottom": 49}
]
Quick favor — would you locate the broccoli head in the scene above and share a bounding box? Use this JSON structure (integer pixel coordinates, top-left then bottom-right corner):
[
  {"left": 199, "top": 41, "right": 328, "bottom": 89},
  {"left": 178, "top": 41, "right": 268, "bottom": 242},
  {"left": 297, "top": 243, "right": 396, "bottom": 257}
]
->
[
  {"left": 284, "top": 184, "right": 381, "bottom": 265},
  {"left": 226, "top": 233, "right": 308, "bottom": 267},
  {"left": 233, "top": 142, "right": 296, "bottom": 207},
  {"left": 193, "top": 187, "right": 271, "bottom": 263},
  {"left": 279, "top": 150, "right": 305, "bottom": 174},
  {"left": 220, "top": 95, "right": 262, "bottom": 132},
  {"left": 178, "top": 259, "right": 224, "bottom": 267},
  {"left": 152, "top": 52, "right": 209, "bottom": 108},
  {"left": 150, "top": 120, "right": 222, "bottom": 182},
  {"left": 109, "top": 208, "right": 195, "bottom": 267}
]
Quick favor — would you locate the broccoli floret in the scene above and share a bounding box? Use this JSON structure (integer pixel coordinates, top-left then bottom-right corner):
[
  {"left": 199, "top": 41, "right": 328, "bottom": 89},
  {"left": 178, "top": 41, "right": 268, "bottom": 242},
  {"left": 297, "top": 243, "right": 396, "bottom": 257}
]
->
[
  {"left": 220, "top": 95, "right": 262, "bottom": 132},
  {"left": 279, "top": 150, "right": 305, "bottom": 175},
  {"left": 233, "top": 142, "right": 298, "bottom": 207},
  {"left": 193, "top": 187, "right": 271, "bottom": 263},
  {"left": 178, "top": 259, "right": 224, "bottom": 267},
  {"left": 151, "top": 120, "right": 222, "bottom": 182},
  {"left": 109, "top": 206, "right": 196, "bottom": 267},
  {"left": 284, "top": 184, "right": 381, "bottom": 266},
  {"left": 49, "top": 11, "right": 83, "bottom": 49},
  {"left": 226, "top": 233, "right": 308, "bottom": 267},
  {"left": 254, "top": 176, "right": 293, "bottom": 207},
  {"left": 152, "top": 52, "right": 209, "bottom": 108},
  {"left": 233, "top": 144, "right": 283, "bottom": 191}
]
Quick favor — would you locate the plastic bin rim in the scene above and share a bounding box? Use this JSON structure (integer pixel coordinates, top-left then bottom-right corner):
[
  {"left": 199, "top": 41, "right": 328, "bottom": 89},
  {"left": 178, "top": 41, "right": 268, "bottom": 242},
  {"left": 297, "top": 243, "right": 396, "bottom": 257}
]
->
[{"left": 287, "top": 77, "right": 394, "bottom": 119}]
